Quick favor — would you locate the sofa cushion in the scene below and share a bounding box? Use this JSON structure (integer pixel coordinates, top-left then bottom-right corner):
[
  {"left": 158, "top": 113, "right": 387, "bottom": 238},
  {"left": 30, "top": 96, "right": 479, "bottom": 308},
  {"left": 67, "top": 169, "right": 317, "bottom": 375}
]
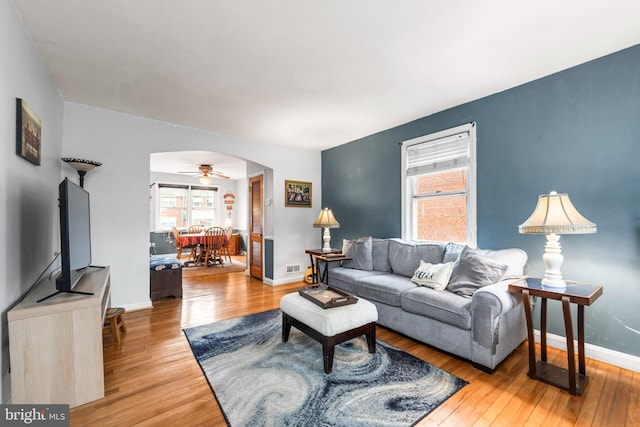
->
[
  {"left": 341, "top": 237, "right": 373, "bottom": 271},
  {"left": 401, "top": 287, "right": 472, "bottom": 330},
  {"left": 355, "top": 274, "right": 416, "bottom": 307},
  {"left": 410, "top": 261, "right": 454, "bottom": 290},
  {"left": 328, "top": 267, "right": 386, "bottom": 294},
  {"left": 443, "top": 242, "right": 465, "bottom": 263},
  {"left": 476, "top": 248, "right": 528, "bottom": 279},
  {"left": 388, "top": 239, "right": 446, "bottom": 277},
  {"left": 371, "top": 238, "right": 391, "bottom": 272},
  {"left": 447, "top": 247, "right": 508, "bottom": 297}
]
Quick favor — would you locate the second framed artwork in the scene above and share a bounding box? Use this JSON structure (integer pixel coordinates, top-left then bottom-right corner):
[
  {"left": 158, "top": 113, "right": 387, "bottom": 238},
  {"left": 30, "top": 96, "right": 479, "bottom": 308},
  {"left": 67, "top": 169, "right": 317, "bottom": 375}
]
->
[
  {"left": 15, "top": 98, "right": 42, "bottom": 166},
  {"left": 285, "top": 180, "right": 312, "bottom": 207}
]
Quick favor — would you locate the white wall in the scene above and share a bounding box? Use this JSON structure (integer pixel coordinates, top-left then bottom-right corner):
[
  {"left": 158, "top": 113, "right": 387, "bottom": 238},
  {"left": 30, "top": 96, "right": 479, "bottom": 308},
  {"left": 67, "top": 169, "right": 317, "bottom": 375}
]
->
[
  {"left": 0, "top": 1, "right": 65, "bottom": 403},
  {"left": 62, "top": 103, "right": 321, "bottom": 309}
]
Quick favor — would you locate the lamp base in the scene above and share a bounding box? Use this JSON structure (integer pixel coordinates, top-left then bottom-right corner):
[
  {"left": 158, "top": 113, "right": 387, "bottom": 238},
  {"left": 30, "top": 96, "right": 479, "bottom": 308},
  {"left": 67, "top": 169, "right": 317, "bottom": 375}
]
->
[
  {"left": 541, "top": 233, "right": 566, "bottom": 289},
  {"left": 541, "top": 277, "right": 567, "bottom": 289},
  {"left": 321, "top": 228, "right": 332, "bottom": 252}
]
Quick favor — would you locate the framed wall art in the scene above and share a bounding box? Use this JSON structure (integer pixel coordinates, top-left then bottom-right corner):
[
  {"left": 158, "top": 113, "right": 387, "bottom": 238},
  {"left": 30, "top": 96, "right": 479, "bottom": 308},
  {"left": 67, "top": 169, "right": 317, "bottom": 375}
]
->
[
  {"left": 16, "top": 98, "right": 42, "bottom": 165},
  {"left": 285, "top": 180, "right": 312, "bottom": 207}
]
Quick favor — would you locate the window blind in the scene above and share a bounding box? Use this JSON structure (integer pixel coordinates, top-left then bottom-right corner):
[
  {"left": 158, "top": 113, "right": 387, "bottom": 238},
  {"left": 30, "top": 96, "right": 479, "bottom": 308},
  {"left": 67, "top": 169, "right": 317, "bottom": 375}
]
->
[{"left": 406, "top": 131, "right": 470, "bottom": 176}]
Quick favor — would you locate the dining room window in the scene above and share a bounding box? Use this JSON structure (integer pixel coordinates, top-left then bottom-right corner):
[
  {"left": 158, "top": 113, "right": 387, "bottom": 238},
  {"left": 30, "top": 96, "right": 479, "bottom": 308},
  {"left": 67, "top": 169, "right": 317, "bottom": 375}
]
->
[{"left": 155, "top": 184, "right": 218, "bottom": 231}]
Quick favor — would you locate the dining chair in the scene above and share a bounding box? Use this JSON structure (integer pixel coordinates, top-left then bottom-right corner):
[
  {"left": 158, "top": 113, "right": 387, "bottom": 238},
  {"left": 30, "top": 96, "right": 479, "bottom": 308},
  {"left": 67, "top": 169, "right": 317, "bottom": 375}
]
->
[
  {"left": 222, "top": 226, "right": 233, "bottom": 263},
  {"left": 186, "top": 225, "right": 204, "bottom": 260},
  {"left": 171, "top": 227, "right": 185, "bottom": 259},
  {"left": 187, "top": 225, "right": 204, "bottom": 234},
  {"left": 199, "top": 227, "right": 226, "bottom": 267}
]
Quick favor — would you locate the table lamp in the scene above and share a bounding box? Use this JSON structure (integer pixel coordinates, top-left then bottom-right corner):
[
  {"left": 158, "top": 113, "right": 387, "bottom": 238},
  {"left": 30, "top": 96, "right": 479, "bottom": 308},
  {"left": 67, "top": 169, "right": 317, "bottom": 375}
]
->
[
  {"left": 519, "top": 191, "right": 596, "bottom": 288},
  {"left": 313, "top": 208, "right": 340, "bottom": 252}
]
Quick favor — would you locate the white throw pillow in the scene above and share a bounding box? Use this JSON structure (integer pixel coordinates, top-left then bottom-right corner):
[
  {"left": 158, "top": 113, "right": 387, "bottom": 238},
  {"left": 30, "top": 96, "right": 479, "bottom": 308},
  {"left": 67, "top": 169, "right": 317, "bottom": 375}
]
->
[{"left": 410, "top": 260, "right": 454, "bottom": 290}]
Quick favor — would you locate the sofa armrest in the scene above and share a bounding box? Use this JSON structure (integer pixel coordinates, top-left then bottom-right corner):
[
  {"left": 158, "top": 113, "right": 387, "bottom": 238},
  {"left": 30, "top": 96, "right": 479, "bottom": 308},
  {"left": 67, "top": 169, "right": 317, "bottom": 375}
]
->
[{"left": 471, "top": 279, "right": 522, "bottom": 353}]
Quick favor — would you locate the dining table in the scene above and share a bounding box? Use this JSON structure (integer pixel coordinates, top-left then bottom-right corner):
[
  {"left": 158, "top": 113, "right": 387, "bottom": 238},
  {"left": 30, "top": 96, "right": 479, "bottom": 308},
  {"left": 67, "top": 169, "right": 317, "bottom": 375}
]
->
[{"left": 178, "top": 232, "right": 228, "bottom": 267}]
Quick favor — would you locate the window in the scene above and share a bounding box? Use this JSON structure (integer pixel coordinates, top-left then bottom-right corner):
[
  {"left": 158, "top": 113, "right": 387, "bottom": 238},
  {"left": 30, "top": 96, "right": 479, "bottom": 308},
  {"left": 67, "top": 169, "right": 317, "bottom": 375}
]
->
[
  {"left": 401, "top": 123, "right": 476, "bottom": 245},
  {"left": 156, "top": 184, "right": 218, "bottom": 231}
]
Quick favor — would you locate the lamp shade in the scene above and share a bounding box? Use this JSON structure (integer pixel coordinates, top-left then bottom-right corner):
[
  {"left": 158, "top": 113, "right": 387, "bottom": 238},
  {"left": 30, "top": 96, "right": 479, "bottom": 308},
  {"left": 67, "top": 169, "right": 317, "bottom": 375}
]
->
[
  {"left": 313, "top": 208, "right": 340, "bottom": 229},
  {"left": 61, "top": 157, "right": 102, "bottom": 188},
  {"left": 61, "top": 157, "right": 102, "bottom": 172},
  {"left": 519, "top": 192, "right": 596, "bottom": 235}
]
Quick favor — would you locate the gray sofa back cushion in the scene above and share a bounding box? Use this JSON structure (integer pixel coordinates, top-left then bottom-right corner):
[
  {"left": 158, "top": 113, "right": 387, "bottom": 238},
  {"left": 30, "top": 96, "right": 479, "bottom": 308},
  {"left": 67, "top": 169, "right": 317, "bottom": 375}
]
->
[
  {"left": 388, "top": 239, "right": 446, "bottom": 277},
  {"left": 447, "top": 246, "right": 509, "bottom": 297},
  {"left": 476, "top": 248, "right": 528, "bottom": 279},
  {"left": 341, "top": 236, "right": 373, "bottom": 271},
  {"left": 443, "top": 242, "right": 465, "bottom": 263},
  {"left": 372, "top": 238, "right": 391, "bottom": 272}
]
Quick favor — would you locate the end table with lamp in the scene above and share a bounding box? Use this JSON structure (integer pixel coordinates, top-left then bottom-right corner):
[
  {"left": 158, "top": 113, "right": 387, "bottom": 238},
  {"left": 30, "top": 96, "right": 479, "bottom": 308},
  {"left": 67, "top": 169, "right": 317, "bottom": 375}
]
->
[
  {"left": 508, "top": 277, "right": 603, "bottom": 395},
  {"left": 304, "top": 249, "right": 350, "bottom": 286}
]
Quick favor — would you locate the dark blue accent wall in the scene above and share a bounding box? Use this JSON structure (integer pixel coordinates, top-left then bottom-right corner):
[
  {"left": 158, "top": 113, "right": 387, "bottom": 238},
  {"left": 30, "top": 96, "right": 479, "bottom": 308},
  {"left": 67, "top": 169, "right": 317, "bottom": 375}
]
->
[{"left": 322, "top": 44, "right": 640, "bottom": 357}]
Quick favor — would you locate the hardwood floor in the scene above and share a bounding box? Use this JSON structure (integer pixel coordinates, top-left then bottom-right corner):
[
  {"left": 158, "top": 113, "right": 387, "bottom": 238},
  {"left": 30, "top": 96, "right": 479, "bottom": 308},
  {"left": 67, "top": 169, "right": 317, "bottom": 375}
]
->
[{"left": 71, "top": 267, "right": 640, "bottom": 426}]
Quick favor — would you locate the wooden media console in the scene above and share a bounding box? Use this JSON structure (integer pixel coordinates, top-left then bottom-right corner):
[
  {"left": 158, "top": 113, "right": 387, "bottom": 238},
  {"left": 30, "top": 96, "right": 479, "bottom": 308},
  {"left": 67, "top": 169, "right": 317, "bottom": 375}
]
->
[{"left": 8, "top": 266, "right": 111, "bottom": 408}]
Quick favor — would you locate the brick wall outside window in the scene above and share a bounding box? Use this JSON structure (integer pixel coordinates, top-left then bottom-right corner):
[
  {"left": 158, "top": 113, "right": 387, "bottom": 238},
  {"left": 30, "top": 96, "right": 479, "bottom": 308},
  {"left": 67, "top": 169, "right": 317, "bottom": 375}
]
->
[{"left": 416, "top": 169, "right": 467, "bottom": 243}]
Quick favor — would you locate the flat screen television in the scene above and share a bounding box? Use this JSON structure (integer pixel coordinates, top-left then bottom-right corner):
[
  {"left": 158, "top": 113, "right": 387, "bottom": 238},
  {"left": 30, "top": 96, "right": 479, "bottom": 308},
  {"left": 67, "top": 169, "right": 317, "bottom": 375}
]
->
[{"left": 38, "top": 178, "right": 95, "bottom": 302}]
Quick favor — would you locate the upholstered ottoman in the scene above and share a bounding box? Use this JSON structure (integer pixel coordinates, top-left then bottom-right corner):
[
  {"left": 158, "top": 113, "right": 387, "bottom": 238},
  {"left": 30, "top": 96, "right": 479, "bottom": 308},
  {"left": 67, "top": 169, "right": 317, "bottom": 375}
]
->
[
  {"left": 280, "top": 292, "right": 378, "bottom": 373},
  {"left": 149, "top": 255, "right": 183, "bottom": 301}
]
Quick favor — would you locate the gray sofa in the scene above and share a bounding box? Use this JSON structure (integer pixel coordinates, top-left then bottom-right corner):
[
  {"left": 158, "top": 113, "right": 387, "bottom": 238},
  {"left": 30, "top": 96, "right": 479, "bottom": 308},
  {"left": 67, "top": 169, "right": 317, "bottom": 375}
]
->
[{"left": 327, "top": 237, "right": 528, "bottom": 371}]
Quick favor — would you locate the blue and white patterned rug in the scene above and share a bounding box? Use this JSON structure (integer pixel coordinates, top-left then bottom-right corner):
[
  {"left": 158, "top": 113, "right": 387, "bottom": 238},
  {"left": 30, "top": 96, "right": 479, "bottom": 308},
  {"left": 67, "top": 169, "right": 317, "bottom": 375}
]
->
[{"left": 184, "top": 309, "right": 467, "bottom": 427}]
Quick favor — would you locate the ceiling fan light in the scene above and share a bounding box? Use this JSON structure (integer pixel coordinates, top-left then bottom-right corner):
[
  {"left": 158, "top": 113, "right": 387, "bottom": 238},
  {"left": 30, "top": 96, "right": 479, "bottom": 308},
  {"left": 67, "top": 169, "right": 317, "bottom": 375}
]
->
[{"left": 199, "top": 175, "right": 212, "bottom": 185}]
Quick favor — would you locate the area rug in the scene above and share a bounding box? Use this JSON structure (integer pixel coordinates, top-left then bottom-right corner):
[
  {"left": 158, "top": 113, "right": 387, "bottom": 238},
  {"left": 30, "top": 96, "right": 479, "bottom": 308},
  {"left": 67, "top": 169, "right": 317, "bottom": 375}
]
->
[
  {"left": 181, "top": 259, "right": 246, "bottom": 278},
  {"left": 183, "top": 309, "right": 467, "bottom": 427}
]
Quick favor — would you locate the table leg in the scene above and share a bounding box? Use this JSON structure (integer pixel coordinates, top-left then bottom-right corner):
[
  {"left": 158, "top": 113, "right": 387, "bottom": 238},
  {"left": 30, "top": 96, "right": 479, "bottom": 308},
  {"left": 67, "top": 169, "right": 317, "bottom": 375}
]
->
[
  {"left": 522, "top": 289, "right": 536, "bottom": 378},
  {"left": 541, "top": 298, "right": 548, "bottom": 362},
  {"left": 578, "top": 304, "right": 586, "bottom": 376},
  {"left": 308, "top": 254, "right": 317, "bottom": 284},
  {"left": 562, "top": 296, "right": 577, "bottom": 395},
  {"left": 321, "top": 259, "right": 329, "bottom": 284},
  {"left": 315, "top": 257, "right": 322, "bottom": 284}
]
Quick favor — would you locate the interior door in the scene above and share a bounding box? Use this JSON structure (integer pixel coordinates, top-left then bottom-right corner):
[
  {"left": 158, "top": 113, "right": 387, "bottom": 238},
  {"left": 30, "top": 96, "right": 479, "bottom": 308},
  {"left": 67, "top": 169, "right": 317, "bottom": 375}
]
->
[{"left": 249, "top": 175, "right": 263, "bottom": 280}]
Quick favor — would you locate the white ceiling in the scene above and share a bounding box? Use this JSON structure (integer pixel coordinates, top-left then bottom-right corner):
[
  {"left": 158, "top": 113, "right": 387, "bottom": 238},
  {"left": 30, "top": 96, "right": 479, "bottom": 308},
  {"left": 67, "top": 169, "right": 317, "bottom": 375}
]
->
[{"left": 14, "top": 0, "right": 640, "bottom": 153}]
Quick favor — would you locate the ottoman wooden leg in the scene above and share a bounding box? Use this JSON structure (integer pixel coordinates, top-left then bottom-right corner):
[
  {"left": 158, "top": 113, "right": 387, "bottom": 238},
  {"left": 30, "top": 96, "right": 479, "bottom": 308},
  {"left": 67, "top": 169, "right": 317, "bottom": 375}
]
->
[
  {"left": 323, "top": 337, "right": 336, "bottom": 374},
  {"left": 282, "top": 312, "right": 292, "bottom": 342},
  {"left": 366, "top": 322, "right": 376, "bottom": 353}
]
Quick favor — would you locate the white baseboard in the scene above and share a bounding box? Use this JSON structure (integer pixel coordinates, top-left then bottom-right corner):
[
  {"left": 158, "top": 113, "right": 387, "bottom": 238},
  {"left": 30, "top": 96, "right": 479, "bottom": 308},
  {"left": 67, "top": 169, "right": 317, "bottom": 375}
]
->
[
  {"left": 265, "top": 275, "right": 304, "bottom": 286},
  {"left": 121, "top": 300, "right": 153, "bottom": 312},
  {"left": 534, "top": 329, "right": 640, "bottom": 373}
]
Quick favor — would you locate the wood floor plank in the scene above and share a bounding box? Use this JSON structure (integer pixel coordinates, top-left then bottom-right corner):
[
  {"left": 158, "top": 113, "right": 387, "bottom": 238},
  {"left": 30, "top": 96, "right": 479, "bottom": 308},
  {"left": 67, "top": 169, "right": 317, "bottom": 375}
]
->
[{"left": 68, "top": 263, "right": 639, "bottom": 426}]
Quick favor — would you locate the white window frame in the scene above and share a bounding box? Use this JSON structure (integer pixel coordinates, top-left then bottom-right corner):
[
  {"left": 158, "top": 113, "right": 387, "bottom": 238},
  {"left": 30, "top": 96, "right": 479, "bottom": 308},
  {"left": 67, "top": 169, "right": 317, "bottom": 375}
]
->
[
  {"left": 401, "top": 122, "right": 477, "bottom": 246},
  {"left": 153, "top": 183, "right": 218, "bottom": 232}
]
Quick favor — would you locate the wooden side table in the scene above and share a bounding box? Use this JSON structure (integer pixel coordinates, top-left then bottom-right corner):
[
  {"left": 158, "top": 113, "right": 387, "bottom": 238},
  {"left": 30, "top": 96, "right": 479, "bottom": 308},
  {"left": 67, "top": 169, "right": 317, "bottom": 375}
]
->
[
  {"left": 305, "top": 248, "right": 342, "bottom": 284},
  {"left": 314, "top": 254, "right": 351, "bottom": 285},
  {"left": 508, "top": 277, "right": 603, "bottom": 395}
]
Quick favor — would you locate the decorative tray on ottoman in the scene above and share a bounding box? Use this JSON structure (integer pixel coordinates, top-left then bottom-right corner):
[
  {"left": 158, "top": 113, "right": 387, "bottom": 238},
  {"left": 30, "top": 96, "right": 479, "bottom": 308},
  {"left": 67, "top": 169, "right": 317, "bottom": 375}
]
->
[{"left": 299, "top": 286, "right": 358, "bottom": 309}]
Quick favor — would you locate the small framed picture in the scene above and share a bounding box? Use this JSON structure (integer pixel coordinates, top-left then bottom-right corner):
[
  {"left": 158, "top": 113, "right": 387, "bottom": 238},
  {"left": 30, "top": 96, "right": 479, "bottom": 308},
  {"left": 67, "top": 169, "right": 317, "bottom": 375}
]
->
[
  {"left": 285, "top": 180, "right": 312, "bottom": 208},
  {"left": 16, "top": 98, "right": 42, "bottom": 166}
]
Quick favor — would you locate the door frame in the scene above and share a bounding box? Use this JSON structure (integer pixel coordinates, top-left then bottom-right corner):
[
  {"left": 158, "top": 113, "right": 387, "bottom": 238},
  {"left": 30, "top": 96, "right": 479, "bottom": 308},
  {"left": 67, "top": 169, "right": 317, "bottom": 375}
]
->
[{"left": 249, "top": 173, "right": 264, "bottom": 280}]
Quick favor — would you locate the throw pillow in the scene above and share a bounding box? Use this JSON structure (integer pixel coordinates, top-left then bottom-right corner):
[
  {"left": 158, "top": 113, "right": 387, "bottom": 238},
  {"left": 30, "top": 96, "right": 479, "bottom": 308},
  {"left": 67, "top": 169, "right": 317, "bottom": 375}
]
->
[
  {"left": 447, "top": 246, "right": 509, "bottom": 297},
  {"left": 341, "top": 236, "right": 373, "bottom": 271},
  {"left": 410, "top": 260, "right": 454, "bottom": 290}
]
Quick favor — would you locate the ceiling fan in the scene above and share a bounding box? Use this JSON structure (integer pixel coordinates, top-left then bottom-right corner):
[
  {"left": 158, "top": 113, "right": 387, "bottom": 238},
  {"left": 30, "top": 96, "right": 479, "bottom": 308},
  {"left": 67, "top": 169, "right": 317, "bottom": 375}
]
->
[{"left": 179, "top": 164, "right": 230, "bottom": 183}]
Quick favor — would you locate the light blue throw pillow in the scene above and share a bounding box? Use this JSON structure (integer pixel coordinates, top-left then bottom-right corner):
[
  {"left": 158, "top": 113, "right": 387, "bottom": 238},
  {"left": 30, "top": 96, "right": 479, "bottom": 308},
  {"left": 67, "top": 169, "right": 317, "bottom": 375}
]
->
[
  {"left": 341, "top": 236, "right": 373, "bottom": 271},
  {"left": 447, "top": 246, "right": 508, "bottom": 297}
]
